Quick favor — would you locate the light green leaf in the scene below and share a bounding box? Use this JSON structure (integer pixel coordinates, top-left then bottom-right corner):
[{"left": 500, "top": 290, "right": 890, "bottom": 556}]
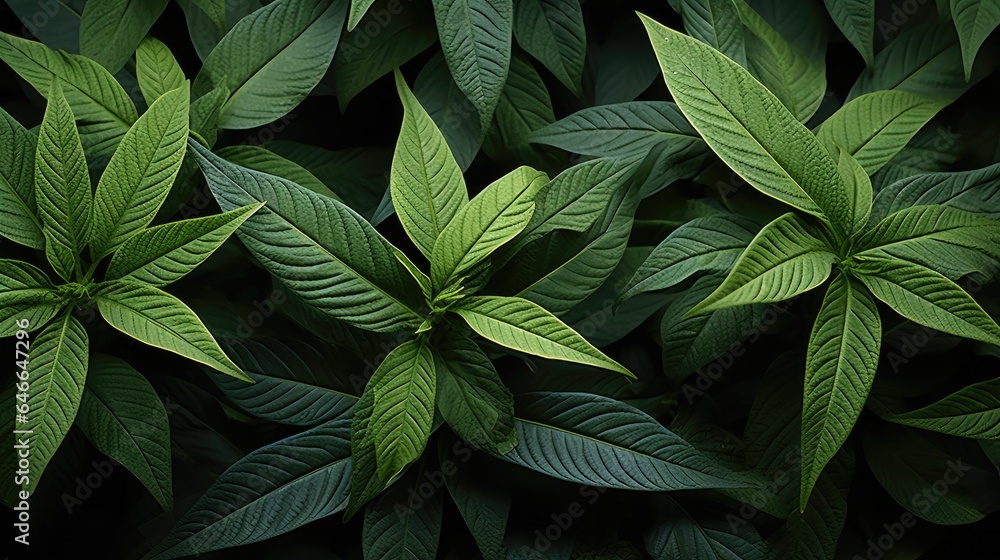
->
[
  {"left": 800, "top": 274, "right": 880, "bottom": 511},
  {"left": 513, "top": 0, "right": 586, "bottom": 94},
  {"left": 674, "top": 0, "right": 747, "bottom": 67},
  {"left": 106, "top": 203, "right": 263, "bottom": 286},
  {"left": 815, "top": 91, "right": 949, "bottom": 175},
  {"left": 91, "top": 85, "right": 190, "bottom": 257},
  {"left": 0, "top": 32, "right": 137, "bottom": 154},
  {"left": 689, "top": 213, "right": 836, "bottom": 314},
  {"left": 35, "top": 80, "right": 91, "bottom": 282},
  {"left": 21, "top": 311, "right": 89, "bottom": 495},
  {"left": 0, "top": 301, "right": 65, "bottom": 338},
  {"left": 736, "top": 0, "right": 827, "bottom": 122},
  {"left": 871, "top": 162, "right": 1000, "bottom": 221},
  {"left": 363, "top": 462, "right": 444, "bottom": 560},
  {"left": 834, "top": 146, "right": 872, "bottom": 234},
  {"left": 430, "top": 166, "right": 547, "bottom": 291},
  {"left": 76, "top": 354, "right": 172, "bottom": 510},
  {"left": 641, "top": 15, "right": 849, "bottom": 230},
  {"left": 0, "top": 108, "right": 43, "bottom": 249},
  {"left": 644, "top": 496, "right": 767, "bottom": 560},
  {"left": 452, "top": 295, "right": 632, "bottom": 377},
  {"left": 883, "top": 377, "right": 1000, "bottom": 439},
  {"left": 370, "top": 338, "right": 436, "bottom": 481},
  {"left": 348, "top": 0, "right": 377, "bottom": 30},
  {"left": 391, "top": 69, "right": 469, "bottom": 258},
  {"left": 136, "top": 36, "right": 186, "bottom": 106},
  {"left": 93, "top": 281, "right": 250, "bottom": 381},
  {"left": 189, "top": 86, "right": 229, "bottom": 147},
  {"left": 192, "top": 0, "right": 347, "bottom": 129},
  {"left": 432, "top": 0, "right": 513, "bottom": 127},
  {"left": 823, "top": 0, "right": 874, "bottom": 65},
  {"left": 618, "top": 214, "right": 759, "bottom": 305},
  {"left": 854, "top": 258, "right": 1000, "bottom": 346},
  {"left": 435, "top": 335, "right": 516, "bottom": 454},
  {"left": 499, "top": 392, "right": 752, "bottom": 490},
  {"left": 951, "top": 0, "right": 1000, "bottom": 80},
  {"left": 191, "top": 140, "right": 426, "bottom": 333},
  {"left": 215, "top": 145, "right": 338, "bottom": 200},
  {"left": 143, "top": 418, "right": 352, "bottom": 560},
  {"left": 80, "top": 0, "right": 169, "bottom": 73}
]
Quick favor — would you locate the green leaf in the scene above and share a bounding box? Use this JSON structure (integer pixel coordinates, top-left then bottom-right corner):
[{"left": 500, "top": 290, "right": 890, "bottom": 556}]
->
[
  {"left": 76, "top": 354, "right": 172, "bottom": 510},
  {"left": 854, "top": 258, "right": 1000, "bottom": 346},
  {"left": 363, "top": 461, "right": 444, "bottom": 560},
  {"left": 414, "top": 53, "right": 484, "bottom": 171},
  {"left": 432, "top": 0, "right": 513, "bottom": 126},
  {"left": 215, "top": 145, "right": 339, "bottom": 200},
  {"left": 192, "top": 0, "right": 347, "bottom": 129},
  {"left": 106, "top": 203, "right": 262, "bottom": 286},
  {"left": 191, "top": 140, "right": 425, "bottom": 333},
  {"left": 951, "top": 0, "right": 1000, "bottom": 80},
  {"left": 135, "top": 36, "right": 186, "bottom": 106},
  {"left": 689, "top": 213, "right": 836, "bottom": 314},
  {"left": 822, "top": 0, "right": 874, "bottom": 65},
  {"left": 815, "top": 91, "right": 949, "bottom": 175},
  {"left": 434, "top": 334, "right": 516, "bottom": 454},
  {"left": 346, "top": 384, "right": 387, "bottom": 519},
  {"left": 0, "top": 32, "right": 138, "bottom": 154},
  {"left": 883, "top": 377, "right": 1000, "bottom": 439},
  {"left": 800, "top": 274, "right": 881, "bottom": 511},
  {"left": 91, "top": 85, "right": 190, "bottom": 257},
  {"left": 618, "top": 214, "right": 759, "bottom": 305},
  {"left": 644, "top": 496, "right": 767, "bottom": 560},
  {"left": 674, "top": 0, "right": 747, "bottom": 67},
  {"left": 735, "top": 0, "right": 827, "bottom": 122},
  {"left": 20, "top": 311, "right": 89, "bottom": 495},
  {"left": 5, "top": 0, "right": 85, "bottom": 53},
  {"left": 80, "top": 0, "right": 169, "bottom": 73},
  {"left": 452, "top": 295, "right": 632, "bottom": 377},
  {"left": 430, "top": 166, "right": 547, "bottom": 291},
  {"left": 35, "top": 80, "right": 91, "bottom": 282},
  {"left": 0, "top": 300, "right": 65, "bottom": 338},
  {"left": 513, "top": 0, "right": 586, "bottom": 94},
  {"left": 640, "top": 15, "right": 850, "bottom": 231},
  {"left": 443, "top": 442, "right": 509, "bottom": 560},
  {"left": 189, "top": 86, "right": 229, "bottom": 147},
  {"left": 214, "top": 337, "right": 358, "bottom": 426},
  {"left": 348, "top": 0, "right": 377, "bottom": 30},
  {"left": 482, "top": 55, "right": 557, "bottom": 169},
  {"left": 498, "top": 392, "right": 752, "bottom": 490},
  {"left": 0, "top": 108, "right": 43, "bottom": 249},
  {"left": 391, "top": 69, "right": 469, "bottom": 258},
  {"left": 871, "top": 161, "right": 1000, "bottom": 222},
  {"left": 370, "top": 338, "right": 436, "bottom": 481},
  {"left": 834, "top": 146, "right": 872, "bottom": 234},
  {"left": 143, "top": 418, "right": 353, "bottom": 560},
  {"left": 93, "top": 281, "right": 250, "bottom": 381}
]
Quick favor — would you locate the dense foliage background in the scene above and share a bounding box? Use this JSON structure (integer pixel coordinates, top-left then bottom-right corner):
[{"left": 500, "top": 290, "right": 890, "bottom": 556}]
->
[{"left": 2, "top": 0, "right": 1000, "bottom": 558}]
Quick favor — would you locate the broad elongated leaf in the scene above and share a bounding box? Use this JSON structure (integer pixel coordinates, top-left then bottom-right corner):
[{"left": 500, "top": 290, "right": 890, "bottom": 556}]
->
[
  {"left": 391, "top": 70, "right": 468, "bottom": 258},
  {"left": 216, "top": 145, "right": 338, "bottom": 199},
  {"left": 435, "top": 335, "right": 516, "bottom": 454},
  {"left": 800, "top": 274, "right": 880, "bottom": 511},
  {"left": 951, "top": 0, "right": 1000, "bottom": 80},
  {"left": 370, "top": 338, "right": 436, "bottom": 481},
  {"left": 21, "top": 311, "right": 88, "bottom": 495},
  {"left": 214, "top": 337, "right": 358, "bottom": 426},
  {"left": 144, "top": 418, "right": 353, "bottom": 560},
  {"left": 674, "top": 0, "right": 747, "bottom": 67},
  {"left": 736, "top": 0, "right": 826, "bottom": 122},
  {"left": 823, "top": 0, "right": 874, "bottom": 65},
  {"left": 191, "top": 141, "right": 425, "bottom": 332},
  {"left": 883, "top": 377, "right": 1000, "bottom": 439},
  {"left": 346, "top": 385, "right": 388, "bottom": 518},
  {"left": 641, "top": 15, "right": 850, "bottom": 231},
  {"left": 618, "top": 214, "right": 759, "bottom": 304},
  {"left": 0, "top": 301, "right": 64, "bottom": 338},
  {"left": 192, "top": 0, "right": 347, "bottom": 129},
  {"left": 432, "top": 0, "right": 513, "bottom": 126},
  {"left": 430, "top": 166, "right": 547, "bottom": 290},
  {"left": 80, "top": 0, "right": 169, "bottom": 73},
  {"left": 414, "top": 53, "right": 484, "bottom": 171},
  {"left": 499, "top": 392, "right": 750, "bottom": 490},
  {"left": 0, "top": 32, "right": 137, "bottom": 154},
  {"left": 76, "top": 354, "right": 172, "bottom": 510},
  {"left": 453, "top": 296, "right": 632, "bottom": 376},
  {"left": 106, "top": 203, "right": 263, "bottom": 286},
  {"left": 136, "top": 36, "right": 186, "bottom": 106},
  {"left": 5, "top": 0, "right": 86, "bottom": 53},
  {"left": 35, "top": 81, "right": 91, "bottom": 282},
  {"left": 363, "top": 461, "right": 444, "bottom": 560},
  {"left": 91, "top": 85, "right": 190, "bottom": 257},
  {"left": 871, "top": 162, "right": 1000, "bottom": 221},
  {"left": 482, "top": 55, "right": 558, "bottom": 169},
  {"left": 815, "top": 91, "right": 948, "bottom": 175},
  {"left": 0, "top": 108, "right": 43, "bottom": 249},
  {"left": 94, "top": 281, "right": 250, "bottom": 381},
  {"left": 689, "top": 213, "right": 836, "bottom": 314},
  {"left": 513, "top": 0, "right": 586, "bottom": 94},
  {"left": 854, "top": 258, "right": 1000, "bottom": 346},
  {"left": 644, "top": 496, "right": 767, "bottom": 560}
]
